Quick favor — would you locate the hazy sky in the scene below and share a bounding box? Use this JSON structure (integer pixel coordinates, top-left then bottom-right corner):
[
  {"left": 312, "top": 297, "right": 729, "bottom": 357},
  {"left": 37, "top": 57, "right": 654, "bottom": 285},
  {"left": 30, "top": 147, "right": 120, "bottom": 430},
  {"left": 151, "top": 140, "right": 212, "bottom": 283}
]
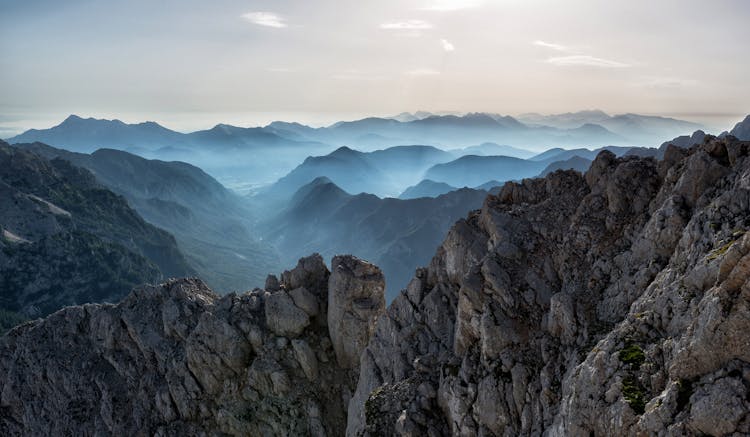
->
[{"left": 2, "top": 0, "right": 749, "bottom": 134}]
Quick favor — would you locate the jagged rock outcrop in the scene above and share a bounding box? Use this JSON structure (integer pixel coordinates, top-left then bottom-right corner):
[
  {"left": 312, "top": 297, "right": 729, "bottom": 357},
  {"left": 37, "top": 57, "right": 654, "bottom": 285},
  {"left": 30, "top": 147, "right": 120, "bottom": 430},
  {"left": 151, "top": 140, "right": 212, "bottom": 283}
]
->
[
  {"left": 3, "top": 136, "right": 750, "bottom": 436},
  {"left": 348, "top": 135, "right": 750, "bottom": 436},
  {"left": 0, "top": 254, "right": 383, "bottom": 436},
  {"left": 328, "top": 255, "right": 386, "bottom": 370},
  {"left": 729, "top": 115, "right": 750, "bottom": 140}
]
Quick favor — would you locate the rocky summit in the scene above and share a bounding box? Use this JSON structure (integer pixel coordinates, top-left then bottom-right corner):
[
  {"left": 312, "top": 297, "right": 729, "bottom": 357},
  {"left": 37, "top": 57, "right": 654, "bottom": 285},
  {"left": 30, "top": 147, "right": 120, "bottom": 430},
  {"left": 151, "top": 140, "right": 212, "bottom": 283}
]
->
[{"left": 2, "top": 136, "right": 750, "bottom": 436}]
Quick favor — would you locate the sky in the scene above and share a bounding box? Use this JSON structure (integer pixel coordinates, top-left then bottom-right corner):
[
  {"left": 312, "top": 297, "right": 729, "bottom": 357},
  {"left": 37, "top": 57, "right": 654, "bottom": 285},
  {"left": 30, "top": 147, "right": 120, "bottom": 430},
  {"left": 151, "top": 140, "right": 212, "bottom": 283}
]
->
[{"left": 1, "top": 0, "right": 750, "bottom": 135}]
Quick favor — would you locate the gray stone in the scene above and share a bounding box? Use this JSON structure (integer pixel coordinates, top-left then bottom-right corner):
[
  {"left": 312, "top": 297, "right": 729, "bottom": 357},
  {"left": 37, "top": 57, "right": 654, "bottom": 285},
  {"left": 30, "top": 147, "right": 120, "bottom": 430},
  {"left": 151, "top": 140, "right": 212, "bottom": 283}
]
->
[
  {"left": 264, "top": 290, "right": 310, "bottom": 337},
  {"left": 328, "top": 255, "right": 386, "bottom": 370}
]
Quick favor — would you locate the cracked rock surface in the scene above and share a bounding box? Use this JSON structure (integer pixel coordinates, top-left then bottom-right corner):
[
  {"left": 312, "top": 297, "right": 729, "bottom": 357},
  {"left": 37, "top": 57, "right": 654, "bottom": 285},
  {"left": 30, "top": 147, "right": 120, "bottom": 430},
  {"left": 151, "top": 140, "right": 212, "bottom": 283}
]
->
[
  {"left": 0, "top": 254, "right": 384, "bottom": 436},
  {"left": 349, "top": 136, "right": 750, "bottom": 436}
]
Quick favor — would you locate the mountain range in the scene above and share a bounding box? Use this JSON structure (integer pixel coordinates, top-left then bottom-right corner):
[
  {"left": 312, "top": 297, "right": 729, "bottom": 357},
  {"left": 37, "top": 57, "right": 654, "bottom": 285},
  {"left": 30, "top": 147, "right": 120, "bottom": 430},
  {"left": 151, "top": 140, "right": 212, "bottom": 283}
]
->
[
  {"left": 6, "top": 111, "right": 707, "bottom": 190},
  {"left": 0, "top": 140, "right": 193, "bottom": 322},
  {"left": 15, "top": 142, "right": 280, "bottom": 292},
  {"left": 260, "top": 177, "right": 490, "bottom": 299},
  {"left": 4, "top": 135, "right": 750, "bottom": 436},
  {"left": 7, "top": 115, "right": 334, "bottom": 189},
  {"left": 517, "top": 110, "right": 703, "bottom": 143}
]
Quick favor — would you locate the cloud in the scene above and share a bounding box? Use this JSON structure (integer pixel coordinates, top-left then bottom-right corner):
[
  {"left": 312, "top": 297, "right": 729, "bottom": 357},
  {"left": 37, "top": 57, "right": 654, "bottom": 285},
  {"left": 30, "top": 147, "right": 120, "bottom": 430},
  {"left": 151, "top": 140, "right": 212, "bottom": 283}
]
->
[
  {"left": 441, "top": 39, "right": 455, "bottom": 51},
  {"left": 405, "top": 68, "right": 441, "bottom": 76},
  {"left": 420, "top": 0, "right": 483, "bottom": 11},
  {"left": 546, "top": 55, "right": 630, "bottom": 68},
  {"left": 636, "top": 76, "right": 699, "bottom": 88},
  {"left": 380, "top": 20, "right": 433, "bottom": 30},
  {"left": 533, "top": 40, "right": 569, "bottom": 51},
  {"left": 241, "top": 12, "right": 287, "bottom": 28}
]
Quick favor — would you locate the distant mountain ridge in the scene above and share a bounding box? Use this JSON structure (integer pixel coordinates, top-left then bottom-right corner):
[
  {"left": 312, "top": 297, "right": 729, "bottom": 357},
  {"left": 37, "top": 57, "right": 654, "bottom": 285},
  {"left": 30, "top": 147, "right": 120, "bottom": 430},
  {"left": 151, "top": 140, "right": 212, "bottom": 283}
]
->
[
  {"left": 16, "top": 142, "right": 280, "bottom": 292},
  {"left": 7, "top": 115, "right": 335, "bottom": 187},
  {"left": 255, "top": 145, "right": 455, "bottom": 203},
  {"left": 399, "top": 180, "right": 457, "bottom": 199},
  {"left": 517, "top": 110, "right": 703, "bottom": 144},
  {"left": 0, "top": 140, "right": 193, "bottom": 318},
  {"left": 261, "top": 178, "right": 490, "bottom": 299}
]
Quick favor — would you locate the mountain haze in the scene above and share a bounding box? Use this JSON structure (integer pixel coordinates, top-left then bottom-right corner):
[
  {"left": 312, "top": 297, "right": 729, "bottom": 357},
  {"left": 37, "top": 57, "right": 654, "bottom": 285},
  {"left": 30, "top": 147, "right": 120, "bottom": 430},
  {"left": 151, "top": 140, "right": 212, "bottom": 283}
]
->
[
  {"left": 17, "top": 142, "right": 280, "bottom": 292},
  {"left": 0, "top": 140, "right": 192, "bottom": 318}
]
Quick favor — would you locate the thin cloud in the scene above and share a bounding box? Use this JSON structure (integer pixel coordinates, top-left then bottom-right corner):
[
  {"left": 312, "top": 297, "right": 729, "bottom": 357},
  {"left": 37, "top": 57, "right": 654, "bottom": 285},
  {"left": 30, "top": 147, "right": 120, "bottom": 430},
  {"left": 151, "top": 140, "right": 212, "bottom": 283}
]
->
[
  {"left": 534, "top": 40, "right": 568, "bottom": 51},
  {"left": 547, "top": 55, "right": 630, "bottom": 68},
  {"left": 420, "top": 0, "right": 483, "bottom": 11},
  {"left": 405, "top": 68, "right": 441, "bottom": 76},
  {"left": 441, "top": 39, "right": 455, "bottom": 52},
  {"left": 380, "top": 20, "right": 433, "bottom": 30},
  {"left": 636, "top": 76, "right": 699, "bottom": 88},
  {"left": 241, "top": 12, "right": 287, "bottom": 28}
]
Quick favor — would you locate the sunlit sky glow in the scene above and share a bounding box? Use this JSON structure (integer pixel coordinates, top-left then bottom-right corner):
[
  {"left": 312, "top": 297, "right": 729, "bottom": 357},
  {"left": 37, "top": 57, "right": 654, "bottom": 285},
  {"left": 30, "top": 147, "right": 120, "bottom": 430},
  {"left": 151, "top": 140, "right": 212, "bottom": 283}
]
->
[{"left": 1, "top": 0, "right": 749, "bottom": 135}]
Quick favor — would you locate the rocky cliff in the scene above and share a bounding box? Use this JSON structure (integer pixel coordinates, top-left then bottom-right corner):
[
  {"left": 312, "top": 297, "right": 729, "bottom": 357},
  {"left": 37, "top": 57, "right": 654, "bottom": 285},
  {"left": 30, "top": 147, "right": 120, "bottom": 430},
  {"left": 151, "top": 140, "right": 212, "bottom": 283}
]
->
[
  {"left": 348, "top": 135, "right": 750, "bottom": 436},
  {"left": 2, "top": 136, "right": 750, "bottom": 436},
  {"left": 0, "top": 254, "right": 384, "bottom": 436}
]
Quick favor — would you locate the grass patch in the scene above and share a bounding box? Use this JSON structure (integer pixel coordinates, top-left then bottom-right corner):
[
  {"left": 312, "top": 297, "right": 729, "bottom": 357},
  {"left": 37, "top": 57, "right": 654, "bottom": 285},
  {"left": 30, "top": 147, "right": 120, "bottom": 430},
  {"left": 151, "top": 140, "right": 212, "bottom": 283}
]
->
[
  {"left": 622, "top": 376, "right": 646, "bottom": 415},
  {"left": 708, "top": 230, "right": 746, "bottom": 261},
  {"left": 708, "top": 241, "right": 735, "bottom": 260},
  {"left": 619, "top": 343, "right": 645, "bottom": 368}
]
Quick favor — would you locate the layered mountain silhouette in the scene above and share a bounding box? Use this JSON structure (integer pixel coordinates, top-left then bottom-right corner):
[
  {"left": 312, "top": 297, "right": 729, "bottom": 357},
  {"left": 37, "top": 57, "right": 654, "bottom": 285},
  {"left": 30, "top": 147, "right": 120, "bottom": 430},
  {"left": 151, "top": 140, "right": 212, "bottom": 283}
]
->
[
  {"left": 6, "top": 111, "right": 706, "bottom": 190},
  {"left": 447, "top": 142, "right": 534, "bottom": 159},
  {"left": 16, "top": 142, "right": 280, "bottom": 292},
  {"left": 539, "top": 155, "right": 592, "bottom": 176},
  {"left": 255, "top": 145, "right": 454, "bottom": 203},
  {"left": 268, "top": 112, "right": 627, "bottom": 149},
  {"left": 260, "top": 177, "right": 489, "bottom": 299},
  {"left": 399, "top": 180, "right": 457, "bottom": 199},
  {"left": 517, "top": 110, "right": 703, "bottom": 143},
  {"left": 0, "top": 140, "right": 193, "bottom": 319},
  {"left": 7, "top": 116, "right": 334, "bottom": 187}
]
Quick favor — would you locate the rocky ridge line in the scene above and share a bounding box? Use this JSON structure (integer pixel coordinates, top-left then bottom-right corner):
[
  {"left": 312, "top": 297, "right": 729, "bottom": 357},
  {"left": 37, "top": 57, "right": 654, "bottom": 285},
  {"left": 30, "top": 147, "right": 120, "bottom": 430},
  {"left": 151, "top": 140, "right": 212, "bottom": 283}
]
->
[
  {"left": 2, "top": 136, "right": 750, "bottom": 436},
  {"left": 348, "top": 135, "right": 750, "bottom": 436},
  {"left": 0, "top": 254, "right": 384, "bottom": 436}
]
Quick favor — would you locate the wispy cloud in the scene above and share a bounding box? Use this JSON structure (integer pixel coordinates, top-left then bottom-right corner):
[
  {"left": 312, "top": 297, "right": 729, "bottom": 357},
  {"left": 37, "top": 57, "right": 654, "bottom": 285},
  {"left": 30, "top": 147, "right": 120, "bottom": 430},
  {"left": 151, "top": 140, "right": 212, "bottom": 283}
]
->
[
  {"left": 547, "top": 55, "right": 630, "bottom": 68},
  {"left": 405, "top": 68, "right": 441, "bottom": 76},
  {"left": 241, "top": 12, "right": 287, "bottom": 28},
  {"left": 533, "top": 40, "right": 569, "bottom": 52},
  {"left": 636, "top": 76, "right": 699, "bottom": 88},
  {"left": 380, "top": 20, "right": 433, "bottom": 30},
  {"left": 441, "top": 39, "right": 455, "bottom": 52},
  {"left": 420, "top": 0, "right": 483, "bottom": 11}
]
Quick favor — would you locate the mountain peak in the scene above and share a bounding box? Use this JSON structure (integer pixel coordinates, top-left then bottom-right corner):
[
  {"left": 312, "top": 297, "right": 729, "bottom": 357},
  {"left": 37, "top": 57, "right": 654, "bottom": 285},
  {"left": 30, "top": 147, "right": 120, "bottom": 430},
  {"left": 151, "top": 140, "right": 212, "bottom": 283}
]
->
[
  {"left": 330, "top": 145, "right": 359, "bottom": 156},
  {"left": 63, "top": 114, "right": 84, "bottom": 123},
  {"left": 729, "top": 114, "right": 750, "bottom": 140}
]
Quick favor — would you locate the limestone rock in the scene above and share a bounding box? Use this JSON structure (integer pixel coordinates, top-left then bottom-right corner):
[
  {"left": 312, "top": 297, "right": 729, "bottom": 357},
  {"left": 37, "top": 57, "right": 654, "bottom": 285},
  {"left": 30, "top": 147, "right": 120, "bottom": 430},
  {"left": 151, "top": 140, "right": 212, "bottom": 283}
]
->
[
  {"left": 349, "top": 136, "right": 750, "bottom": 437},
  {"left": 328, "top": 255, "right": 386, "bottom": 370},
  {"left": 264, "top": 290, "right": 310, "bottom": 337}
]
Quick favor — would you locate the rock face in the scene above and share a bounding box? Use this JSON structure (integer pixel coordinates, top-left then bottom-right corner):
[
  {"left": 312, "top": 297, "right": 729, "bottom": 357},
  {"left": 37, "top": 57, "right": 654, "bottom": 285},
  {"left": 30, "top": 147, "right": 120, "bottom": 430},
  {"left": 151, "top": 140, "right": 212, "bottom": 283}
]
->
[
  {"left": 348, "top": 135, "right": 750, "bottom": 436},
  {"left": 3, "top": 136, "right": 750, "bottom": 436},
  {"left": 730, "top": 115, "right": 750, "bottom": 140},
  {"left": 0, "top": 254, "right": 382, "bottom": 436},
  {"left": 328, "top": 255, "right": 386, "bottom": 370}
]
